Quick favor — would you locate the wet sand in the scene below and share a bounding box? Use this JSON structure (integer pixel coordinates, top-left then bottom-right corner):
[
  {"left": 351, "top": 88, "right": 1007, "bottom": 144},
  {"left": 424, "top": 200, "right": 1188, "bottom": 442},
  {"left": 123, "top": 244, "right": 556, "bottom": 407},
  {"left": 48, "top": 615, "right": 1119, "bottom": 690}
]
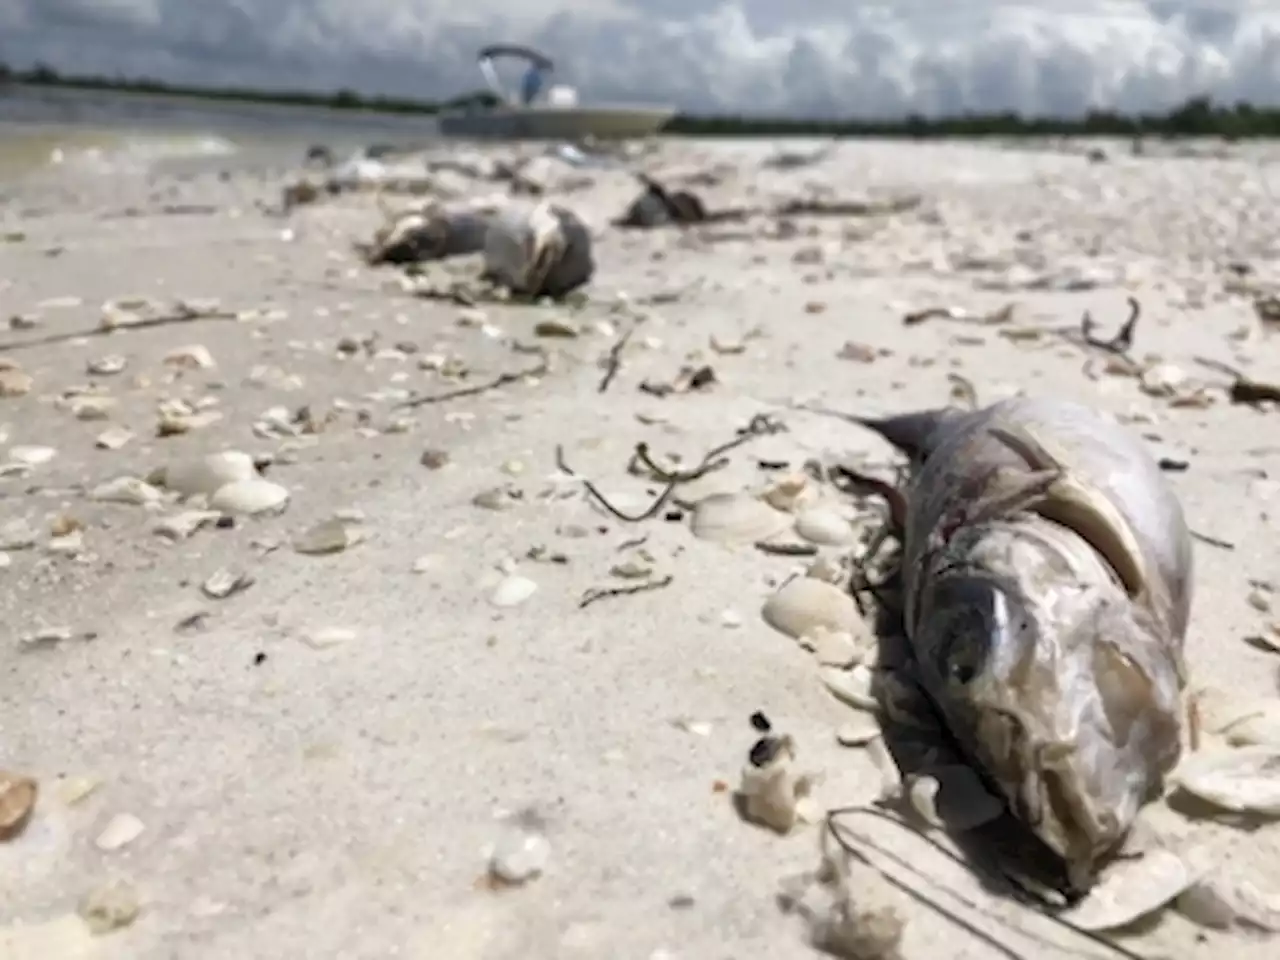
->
[{"left": 1, "top": 136, "right": 1280, "bottom": 959}]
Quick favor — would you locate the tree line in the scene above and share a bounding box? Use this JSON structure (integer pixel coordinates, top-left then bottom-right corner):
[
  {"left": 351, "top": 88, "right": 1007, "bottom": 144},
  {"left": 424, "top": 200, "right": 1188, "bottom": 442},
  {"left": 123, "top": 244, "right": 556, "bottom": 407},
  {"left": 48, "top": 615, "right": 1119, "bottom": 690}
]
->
[{"left": 3, "top": 60, "right": 1279, "bottom": 138}]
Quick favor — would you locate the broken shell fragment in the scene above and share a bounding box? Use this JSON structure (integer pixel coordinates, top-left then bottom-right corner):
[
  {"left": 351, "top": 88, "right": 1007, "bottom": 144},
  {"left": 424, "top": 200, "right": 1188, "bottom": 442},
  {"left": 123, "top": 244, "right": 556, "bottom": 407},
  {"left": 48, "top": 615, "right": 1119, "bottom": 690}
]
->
[
  {"left": 690, "top": 493, "right": 790, "bottom": 545},
  {"left": 819, "top": 664, "right": 877, "bottom": 711},
  {"left": 153, "top": 510, "right": 220, "bottom": 541},
  {"left": 164, "top": 344, "right": 216, "bottom": 370},
  {"left": 90, "top": 476, "right": 162, "bottom": 506},
  {"left": 1059, "top": 849, "right": 1194, "bottom": 931},
  {"left": 488, "top": 814, "right": 551, "bottom": 885},
  {"left": 209, "top": 479, "right": 289, "bottom": 517},
  {"left": 95, "top": 813, "right": 145, "bottom": 851},
  {"left": 201, "top": 568, "right": 254, "bottom": 600},
  {"left": 1172, "top": 745, "right": 1280, "bottom": 815},
  {"left": 762, "top": 576, "right": 860, "bottom": 640},
  {"left": 737, "top": 735, "right": 814, "bottom": 834},
  {"left": 292, "top": 518, "right": 364, "bottom": 555},
  {"left": 79, "top": 880, "right": 141, "bottom": 935},
  {"left": 95, "top": 427, "right": 134, "bottom": 450}
]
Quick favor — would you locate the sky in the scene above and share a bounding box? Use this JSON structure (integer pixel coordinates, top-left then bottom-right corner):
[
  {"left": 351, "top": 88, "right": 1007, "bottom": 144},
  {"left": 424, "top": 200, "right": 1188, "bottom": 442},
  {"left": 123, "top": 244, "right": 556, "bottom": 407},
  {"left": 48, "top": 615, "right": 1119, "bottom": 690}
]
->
[{"left": 2, "top": 1, "right": 1279, "bottom": 117}]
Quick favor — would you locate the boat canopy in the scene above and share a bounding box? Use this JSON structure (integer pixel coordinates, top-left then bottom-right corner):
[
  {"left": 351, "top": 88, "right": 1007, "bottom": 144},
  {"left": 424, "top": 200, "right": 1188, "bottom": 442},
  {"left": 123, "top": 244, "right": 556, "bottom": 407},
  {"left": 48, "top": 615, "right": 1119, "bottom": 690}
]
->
[{"left": 476, "top": 44, "right": 556, "bottom": 106}]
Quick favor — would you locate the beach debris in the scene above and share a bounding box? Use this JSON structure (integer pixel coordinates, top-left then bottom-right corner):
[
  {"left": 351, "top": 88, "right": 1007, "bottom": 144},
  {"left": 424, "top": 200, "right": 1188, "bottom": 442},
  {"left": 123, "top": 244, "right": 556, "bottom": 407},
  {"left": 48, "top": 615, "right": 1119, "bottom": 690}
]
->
[
  {"left": 79, "top": 880, "right": 141, "bottom": 935},
  {"left": 597, "top": 324, "right": 635, "bottom": 393},
  {"left": 774, "top": 194, "right": 921, "bottom": 218},
  {"left": 1170, "top": 745, "right": 1280, "bottom": 815},
  {"left": 95, "top": 426, "right": 132, "bottom": 450},
  {"left": 842, "top": 396, "right": 1193, "bottom": 895},
  {"left": 1080, "top": 297, "right": 1141, "bottom": 355},
  {"left": 487, "top": 809, "right": 551, "bottom": 886},
  {"left": 201, "top": 567, "right": 254, "bottom": 600},
  {"left": 615, "top": 174, "right": 712, "bottom": 228},
  {"left": 301, "top": 626, "right": 356, "bottom": 650},
  {"left": 795, "top": 507, "right": 857, "bottom": 546},
  {"left": 639, "top": 363, "right": 717, "bottom": 397},
  {"left": 902, "top": 302, "right": 1016, "bottom": 327},
  {"left": 0, "top": 364, "right": 32, "bottom": 397},
  {"left": 17, "top": 625, "right": 76, "bottom": 649},
  {"left": 689, "top": 492, "right": 790, "bottom": 544},
  {"left": 398, "top": 358, "right": 548, "bottom": 409},
  {"left": 488, "top": 574, "right": 538, "bottom": 608},
  {"left": 153, "top": 510, "right": 220, "bottom": 541},
  {"left": 762, "top": 576, "right": 861, "bottom": 641},
  {"left": 0, "top": 769, "right": 37, "bottom": 841},
  {"left": 87, "top": 354, "right": 127, "bottom": 376},
  {"left": 7, "top": 445, "right": 55, "bottom": 467},
  {"left": 164, "top": 344, "right": 216, "bottom": 371},
  {"left": 1059, "top": 848, "right": 1195, "bottom": 931},
  {"left": 68, "top": 395, "right": 115, "bottom": 421},
  {"left": 292, "top": 517, "right": 365, "bottom": 555},
  {"left": 819, "top": 664, "right": 877, "bottom": 711},
  {"left": 737, "top": 719, "right": 818, "bottom": 834},
  {"left": 154, "top": 451, "right": 255, "bottom": 500},
  {"left": 95, "top": 813, "right": 145, "bottom": 851},
  {"left": 360, "top": 199, "right": 495, "bottom": 265},
  {"left": 209, "top": 478, "right": 290, "bottom": 517},
  {"left": 1195, "top": 357, "right": 1280, "bottom": 408},
  {"left": 578, "top": 574, "right": 673, "bottom": 609},
  {"left": 762, "top": 141, "right": 837, "bottom": 170},
  {"left": 90, "top": 476, "right": 162, "bottom": 506},
  {"left": 482, "top": 200, "right": 594, "bottom": 299},
  {"left": 835, "top": 717, "right": 881, "bottom": 747}
]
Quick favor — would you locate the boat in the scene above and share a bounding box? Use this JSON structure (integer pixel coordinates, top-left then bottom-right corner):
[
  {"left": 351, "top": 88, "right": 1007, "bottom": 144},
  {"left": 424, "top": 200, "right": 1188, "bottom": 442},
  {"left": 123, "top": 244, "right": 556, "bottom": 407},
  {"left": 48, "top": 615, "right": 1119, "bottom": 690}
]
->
[{"left": 436, "top": 44, "right": 676, "bottom": 141}]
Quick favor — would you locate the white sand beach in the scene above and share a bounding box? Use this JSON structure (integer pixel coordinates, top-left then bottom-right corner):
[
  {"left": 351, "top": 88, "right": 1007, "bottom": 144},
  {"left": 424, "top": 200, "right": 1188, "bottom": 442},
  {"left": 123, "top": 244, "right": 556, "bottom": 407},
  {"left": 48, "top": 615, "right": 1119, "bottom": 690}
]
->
[{"left": 2, "top": 134, "right": 1280, "bottom": 959}]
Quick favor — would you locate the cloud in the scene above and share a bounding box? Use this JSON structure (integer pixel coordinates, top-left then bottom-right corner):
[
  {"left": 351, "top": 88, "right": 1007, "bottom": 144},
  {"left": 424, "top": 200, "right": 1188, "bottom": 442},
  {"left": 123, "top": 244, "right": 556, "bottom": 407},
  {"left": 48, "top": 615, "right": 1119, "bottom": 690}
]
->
[{"left": 4, "top": 0, "right": 1280, "bottom": 117}]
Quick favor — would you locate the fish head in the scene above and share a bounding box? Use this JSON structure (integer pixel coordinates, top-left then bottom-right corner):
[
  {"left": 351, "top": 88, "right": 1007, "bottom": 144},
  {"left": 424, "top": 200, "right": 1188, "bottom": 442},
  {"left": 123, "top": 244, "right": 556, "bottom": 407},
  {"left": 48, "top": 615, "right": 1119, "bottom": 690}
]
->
[{"left": 912, "top": 548, "right": 1183, "bottom": 888}]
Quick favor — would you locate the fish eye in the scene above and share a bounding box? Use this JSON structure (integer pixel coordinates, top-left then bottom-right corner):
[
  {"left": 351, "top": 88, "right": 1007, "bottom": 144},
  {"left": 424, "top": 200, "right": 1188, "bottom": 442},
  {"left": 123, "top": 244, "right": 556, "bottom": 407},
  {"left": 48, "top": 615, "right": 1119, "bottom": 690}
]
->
[{"left": 921, "top": 576, "right": 1008, "bottom": 688}]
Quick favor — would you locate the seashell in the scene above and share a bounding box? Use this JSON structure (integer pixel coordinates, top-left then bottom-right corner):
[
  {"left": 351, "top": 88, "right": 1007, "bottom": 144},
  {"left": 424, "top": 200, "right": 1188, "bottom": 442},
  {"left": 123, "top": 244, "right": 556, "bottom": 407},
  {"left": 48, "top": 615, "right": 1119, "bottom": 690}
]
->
[
  {"left": 292, "top": 518, "right": 364, "bottom": 555},
  {"left": 794, "top": 507, "right": 857, "bottom": 546},
  {"left": 91, "top": 476, "right": 162, "bottom": 506},
  {"left": 164, "top": 344, "right": 216, "bottom": 370},
  {"left": 819, "top": 664, "right": 877, "bottom": 710},
  {"left": 921, "top": 765, "right": 1004, "bottom": 831},
  {"left": 95, "top": 426, "right": 134, "bottom": 450},
  {"left": 1171, "top": 745, "right": 1280, "bottom": 815},
  {"left": 1060, "top": 849, "right": 1194, "bottom": 931},
  {"left": 1139, "top": 362, "right": 1188, "bottom": 398},
  {"left": 0, "top": 518, "right": 39, "bottom": 550},
  {"left": 201, "top": 568, "right": 253, "bottom": 600},
  {"left": 835, "top": 717, "right": 881, "bottom": 747},
  {"left": 87, "top": 354, "right": 127, "bottom": 376},
  {"left": 802, "top": 627, "right": 863, "bottom": 666},
  {"left": 71, "top": 396, "right": 115, "bottom": 421},
  {"left": 94, "top": 812, "right": 145, "bottom": 851},
  {"left": 0, "top": 769, "right": 37, "bottom": 840},
  {"left": 0, "top": 367, "right": 33, "bottom": 397},
  {"left": 8, "top": 445, "right": 55, "bottom": 466},
  {"left": 301, "top": 627, "right": 355, "bottom": 650},
  {"left": 209, "top": 478, "right": 290, "bottom": 517},
  {"left": 159, "top": 451, "right": 257, "bottom": 498},
  {"left": 79, "top": 880, "right": 141, "bottom": 934},
  {"left": 762, "top": 576, "right": 860, "bottom": 639},
  {"left": 153, "top": 510, "right": 219, "bottom": 541},
  {"left": 482, "top": 200, "right": 594, "bottom": 299},
  {"left": 489, "top": 574, "right": 538, "bottom": 608},
  {"left": 736, "top": 735, "right": 813, "bottom": 834},
  {"left": 760, "top": 473, "right": 812, "bottom": 512},
  {"left": 488, "top": 814, "right": 551, "bottom": 886},
  {"left": 690, "top": 493, "right": 790, "bottom": 545}
]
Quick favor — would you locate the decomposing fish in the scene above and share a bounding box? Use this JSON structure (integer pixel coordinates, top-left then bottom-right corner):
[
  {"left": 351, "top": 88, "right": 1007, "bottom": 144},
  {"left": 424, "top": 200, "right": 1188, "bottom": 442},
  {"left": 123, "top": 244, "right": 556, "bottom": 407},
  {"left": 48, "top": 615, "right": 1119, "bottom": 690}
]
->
[
  {"left": 843, "top": 396, "right": 1193, "bottom": 895},
  {"left": 482, "top": 200, "right": 594, "bottom": 299},
  {"left": 616, "top": 174, "right": 709, "bottom": 228},
  {"left": 360, "top": 199, "right": 497, "bottom": 266}
]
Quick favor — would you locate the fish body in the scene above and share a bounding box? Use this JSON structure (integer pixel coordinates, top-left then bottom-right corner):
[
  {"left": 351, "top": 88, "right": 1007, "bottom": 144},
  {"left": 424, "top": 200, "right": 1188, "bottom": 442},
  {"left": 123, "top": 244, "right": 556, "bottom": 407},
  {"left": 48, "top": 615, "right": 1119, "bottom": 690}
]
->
[
  {"left": 857, "top": 396, "right": 1193, "bottom": 892},
  {"left": 483, "top": 200, "right": 594, "bottom": 298}
]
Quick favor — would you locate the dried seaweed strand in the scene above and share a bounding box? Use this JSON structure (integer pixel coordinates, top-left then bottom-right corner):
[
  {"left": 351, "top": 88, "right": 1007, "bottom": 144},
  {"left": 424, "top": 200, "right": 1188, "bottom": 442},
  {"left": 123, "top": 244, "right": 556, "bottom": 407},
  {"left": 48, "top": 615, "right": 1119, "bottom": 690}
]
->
[
  {"left": 397, "top": 360, "right": 548, "bottom": 409},
  {"left": 1080, "top": 296, "right": 1141, "bottom": 355},
  {"left": 1194, "top": 356, "right": 1280, "bottom": 406},
  {"left": 597, "top": 324, "right": 636, "bottom": 393},
  {"left": 825, "top": 806, "right": 1151, "bottom": 960},
  {"left": 0, "top": 309, "right": 238, "bottom": 353},
  {"left": 557, "top": 413, "right": 785, "bottom": 524},
  {"left": 578, "top": 574, "right": 673, "bottom": 609}
]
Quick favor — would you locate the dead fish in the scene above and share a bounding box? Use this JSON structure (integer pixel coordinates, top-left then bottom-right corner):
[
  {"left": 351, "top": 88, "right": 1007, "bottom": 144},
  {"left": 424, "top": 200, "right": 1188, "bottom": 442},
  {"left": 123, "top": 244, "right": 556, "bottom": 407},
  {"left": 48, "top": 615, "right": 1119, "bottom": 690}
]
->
[
  {"left": 847, "top": 396, "right": 1192, "bottom": 895},
  {"left": 361, "top": 200, "right": 494, "bottom": 266},
  {"left": 482, "top": 200, "right": 594, "bottom": 299},
  {"left": 615, "top": 174, "right": 708, "bottom": 228}
]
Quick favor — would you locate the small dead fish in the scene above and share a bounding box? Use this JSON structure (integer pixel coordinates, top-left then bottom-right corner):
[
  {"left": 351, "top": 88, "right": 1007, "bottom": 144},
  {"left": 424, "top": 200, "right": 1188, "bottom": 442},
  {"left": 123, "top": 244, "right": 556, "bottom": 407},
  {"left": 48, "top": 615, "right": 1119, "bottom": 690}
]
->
[
  {"left": 482, "top": 200, "right": 594, "bottom": 299},
  {"left": 846, "top": 396, "right": 1192, "bottom": 895},
  {"left": 361, "top": 200, "right": 495, "bottom": 266}
]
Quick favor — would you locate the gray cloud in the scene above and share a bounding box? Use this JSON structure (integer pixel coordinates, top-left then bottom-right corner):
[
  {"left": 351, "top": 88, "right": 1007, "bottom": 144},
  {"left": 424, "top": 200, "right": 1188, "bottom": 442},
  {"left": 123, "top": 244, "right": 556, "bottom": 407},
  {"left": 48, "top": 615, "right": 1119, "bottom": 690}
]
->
[{"left": 3, "top": 0, "right": 1279, "bottom": 116}]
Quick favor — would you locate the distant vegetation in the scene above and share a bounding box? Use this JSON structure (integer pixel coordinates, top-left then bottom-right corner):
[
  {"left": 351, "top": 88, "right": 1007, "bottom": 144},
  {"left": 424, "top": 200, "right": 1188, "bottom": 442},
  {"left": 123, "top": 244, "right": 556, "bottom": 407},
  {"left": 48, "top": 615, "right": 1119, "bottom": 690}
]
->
[{"left": 3, "top": 60, "right": 1280, "bottom": 139}]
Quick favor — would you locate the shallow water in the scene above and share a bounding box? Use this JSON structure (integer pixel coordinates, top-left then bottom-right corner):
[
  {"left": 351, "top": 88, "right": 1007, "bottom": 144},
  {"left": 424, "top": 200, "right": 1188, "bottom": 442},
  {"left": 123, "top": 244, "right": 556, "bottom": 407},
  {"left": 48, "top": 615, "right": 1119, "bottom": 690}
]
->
[{"left": 0, "top": 85, "right": 441, "bottom": 179}]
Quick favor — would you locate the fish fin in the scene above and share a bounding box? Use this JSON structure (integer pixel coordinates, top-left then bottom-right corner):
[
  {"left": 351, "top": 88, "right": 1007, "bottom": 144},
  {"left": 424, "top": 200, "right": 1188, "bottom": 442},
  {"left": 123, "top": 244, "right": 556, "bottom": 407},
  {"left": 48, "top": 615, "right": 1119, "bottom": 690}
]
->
[{"left": 856, "top": 407, "right": 964, "bottom": 464}]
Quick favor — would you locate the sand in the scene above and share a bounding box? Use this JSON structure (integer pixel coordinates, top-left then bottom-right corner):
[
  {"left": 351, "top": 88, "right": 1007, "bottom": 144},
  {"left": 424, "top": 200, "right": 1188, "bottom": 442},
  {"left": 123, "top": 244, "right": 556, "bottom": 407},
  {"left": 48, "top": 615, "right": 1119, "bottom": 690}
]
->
[{"left": 1, "top": 135, "right": 1279, "bottom": 959}]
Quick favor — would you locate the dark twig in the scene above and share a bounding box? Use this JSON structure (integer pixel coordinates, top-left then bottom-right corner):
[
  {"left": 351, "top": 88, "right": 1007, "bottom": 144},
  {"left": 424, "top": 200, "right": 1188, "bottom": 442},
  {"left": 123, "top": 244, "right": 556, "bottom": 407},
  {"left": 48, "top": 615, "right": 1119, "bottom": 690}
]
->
[
  {"left": 396, "top": 360, "right": 548, "bottom": 410},
  {"left": 597, "top": 324, "right": 636, "bottom": 393},
  {"left": 755, "top": 541, "right": 818, "bottom": 557},
  {"left": 1080, "top": 296, "right": 1140, "bottom": 355},
  {"left": 0, "top": 308, "right": 238, "bottom": 353},
  {"left": 1193, "top": 356, "right": 1280, "bottom": 407},
  {"left": 1191, "top": 530, "right": 1235, "bottom": 550},
  {"left": 578, "top": 575, "right": 674, "bottom": 609},
  {"left": 557, "top": 414, "right": 786, "bottom": 524}
]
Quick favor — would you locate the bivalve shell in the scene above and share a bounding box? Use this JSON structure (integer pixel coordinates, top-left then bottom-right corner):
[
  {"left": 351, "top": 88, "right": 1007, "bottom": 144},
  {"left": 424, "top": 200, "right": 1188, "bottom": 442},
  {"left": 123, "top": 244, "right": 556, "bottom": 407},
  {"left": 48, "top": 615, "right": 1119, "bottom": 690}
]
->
[{"left": 762, "top": 576, "right": 860, "bottom": 639}]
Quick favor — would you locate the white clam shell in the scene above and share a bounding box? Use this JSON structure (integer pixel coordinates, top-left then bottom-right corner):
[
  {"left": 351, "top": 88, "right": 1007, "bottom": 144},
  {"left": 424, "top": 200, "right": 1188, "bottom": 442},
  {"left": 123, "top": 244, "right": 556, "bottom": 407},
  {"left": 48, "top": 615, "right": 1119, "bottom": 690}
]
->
[
  {"left": 690, "top": 493, "right": 790, "bottom": 545},
  {"left": 209, "top": 478, "right": 290, "bottom": 517},
  {"left": 819, "top": 664, "right": 877, "bottom": 710},
  {"left": 1171, "top": 745, "right": 1280, "bottom": 815},
  {"left": 91, "top": 476, "right": 162, "bottom": 506},
  {"left": 761, "top": 576, "right": 860, "bottom": 639},
  {"left": 794, "top": 507, "right": 856, "bottom": 546},
  {"left": 1060, "top": 848, "right": 1195, "bottom": 931},
  {"left": 489, "top": 574, "right": 538, "bottom": 608},
  {"left": 162, "top": 451, "right": 257, "bottom": 498}
]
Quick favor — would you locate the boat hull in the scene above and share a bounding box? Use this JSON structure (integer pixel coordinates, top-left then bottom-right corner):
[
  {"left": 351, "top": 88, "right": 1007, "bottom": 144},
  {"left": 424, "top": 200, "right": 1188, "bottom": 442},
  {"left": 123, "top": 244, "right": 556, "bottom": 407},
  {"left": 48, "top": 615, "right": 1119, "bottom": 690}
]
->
[{"left": 437, "top": 104, "right": 675, "bottom": 141}]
